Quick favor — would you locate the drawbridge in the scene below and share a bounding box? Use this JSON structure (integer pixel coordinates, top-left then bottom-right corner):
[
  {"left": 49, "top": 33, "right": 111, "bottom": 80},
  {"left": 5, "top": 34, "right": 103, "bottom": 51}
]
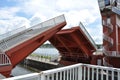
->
[
  {"left": 49, "top": 22, "right": 97, "bottom": 66},
  {"left": 0, "top": 14, "right": 97, "bottom": 77},
  {"left": 0, "top": 15, "right": 66, "bottom": 77}
]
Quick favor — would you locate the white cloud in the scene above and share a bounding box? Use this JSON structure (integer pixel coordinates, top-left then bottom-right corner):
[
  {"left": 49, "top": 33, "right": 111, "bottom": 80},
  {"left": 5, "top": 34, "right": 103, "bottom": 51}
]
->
[
  {"left": 56, "top": 0, "right": 98, "bottom": 11},
  {"left": 86, "top": 24, "right": 103, "bottom": 44},
  {"left": 64, "top": 9, "right": 100, "bottom": 27},
  {"left": 0, "top": 17, "right": 30, "bottom": 34},
  {"left": 0, "top": 8, "right": 29, "bottom": 33},
  {"left": 19, "top": 0, "right": 101, "bottom": 26},
  {"left": 0, "top": 7, "right": 19, "bottom": 19},
  {"left": 0, "top": 6, "right": 30, "bottom": 34},
  {"left": 29, "top": 13, "right": 47, "bottom": 26}
]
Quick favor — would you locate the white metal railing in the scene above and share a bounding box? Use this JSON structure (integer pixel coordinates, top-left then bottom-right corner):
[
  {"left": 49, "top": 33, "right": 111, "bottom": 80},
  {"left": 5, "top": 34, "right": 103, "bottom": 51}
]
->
[
  {"left": 0, "top": 26, "right": 26, "bottom": 40},
  {"left": 27, "top": 55, "right": 51, "bottom": 62},
  {"left": 2, "top": 63, "right": 120, "bottom": 80},
  {"left": 26, "top": 55, "right": 58, "bottom": 65},
  {"left": 111, "top": 0, "right": 120, "bottom": 15},
  {"left": 0, "top": 14, "right": 65, "bottom": 52},
  {"left": 82, "top": 64, "right": 120, "bottom": 80},
  {"left": 0, "top": 53, "right": 11, "bottom": 66},
  {"left": 112, "top": 5, "right": 120, "bottom": 15},
  {"left": 79, "top": 22, "right": 97, "bottom": 50}
]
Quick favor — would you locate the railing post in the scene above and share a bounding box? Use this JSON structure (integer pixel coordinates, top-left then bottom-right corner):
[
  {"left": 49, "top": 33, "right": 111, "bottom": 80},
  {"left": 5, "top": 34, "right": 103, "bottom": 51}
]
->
[
  {"left": 78, "top": 65, "right": 82, "bottom": 80},
  {"left": 41, "top": 73, "right": 45, "bottom": 80},
  {"left": 118, "top": 71, "right": 120, "bottom": 80},
  {"left": 37, "top": 73, "right": 41, "bottom": 80}
]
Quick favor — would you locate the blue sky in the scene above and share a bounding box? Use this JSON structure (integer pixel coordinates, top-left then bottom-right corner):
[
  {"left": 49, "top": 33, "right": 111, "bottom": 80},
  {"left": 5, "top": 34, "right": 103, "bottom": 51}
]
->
[
  {"left": 0, "top": 0, "right": 17, "bottom": 7},
  {"left": 0, "top": 0, "right": 102, "bottom": 44}
]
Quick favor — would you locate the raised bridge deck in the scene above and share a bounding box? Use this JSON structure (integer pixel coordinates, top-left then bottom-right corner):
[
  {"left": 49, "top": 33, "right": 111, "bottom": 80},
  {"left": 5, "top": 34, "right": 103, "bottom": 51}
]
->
[{"left": 0, "top": 14, "right": 66, "bottom": 77}]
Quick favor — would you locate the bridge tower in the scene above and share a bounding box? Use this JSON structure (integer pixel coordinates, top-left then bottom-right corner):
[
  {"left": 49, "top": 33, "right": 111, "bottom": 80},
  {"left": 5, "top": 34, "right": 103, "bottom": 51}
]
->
[{"left": 98, "top": 0, "right": 120, "bottom": 67}]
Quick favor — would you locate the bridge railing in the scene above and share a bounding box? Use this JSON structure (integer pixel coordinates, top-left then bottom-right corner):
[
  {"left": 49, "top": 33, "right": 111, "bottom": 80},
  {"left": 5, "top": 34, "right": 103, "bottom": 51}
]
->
[
  {"left": 26, "top": 55, "right": 58, "bottom": 65},
  {"left": 0, "top": 14, "right": 65, "bottom": 52},
  {"left": 0, "top": 26, "right": 26, "bottom": 40},
  {"left": 79, "top": 22, "right": 97, "bottom": 50},
  {"left": 3, "top": 63, "right": 120, "bottom": 80}
]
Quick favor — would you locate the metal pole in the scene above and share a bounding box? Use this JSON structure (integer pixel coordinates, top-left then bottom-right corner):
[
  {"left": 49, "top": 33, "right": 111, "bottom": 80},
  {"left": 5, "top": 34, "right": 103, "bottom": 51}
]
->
[{"left": 78, "top": 65, "right": 82, "bottom": 80}]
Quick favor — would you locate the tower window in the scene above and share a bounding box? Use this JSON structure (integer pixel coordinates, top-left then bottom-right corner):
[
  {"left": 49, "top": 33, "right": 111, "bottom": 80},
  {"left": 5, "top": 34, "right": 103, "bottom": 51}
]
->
[
  {"left": 105, "top": 0, "right": 110, "bottom": 6},
  {"left": 107, "top": 18, "right": 111, "bottom": 24}
]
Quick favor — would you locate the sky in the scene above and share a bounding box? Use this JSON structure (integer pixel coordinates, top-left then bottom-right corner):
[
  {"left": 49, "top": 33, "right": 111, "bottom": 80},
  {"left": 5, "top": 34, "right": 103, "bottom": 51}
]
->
[{"left": 0, "top": 0, "right": 102, "bottom": 44}]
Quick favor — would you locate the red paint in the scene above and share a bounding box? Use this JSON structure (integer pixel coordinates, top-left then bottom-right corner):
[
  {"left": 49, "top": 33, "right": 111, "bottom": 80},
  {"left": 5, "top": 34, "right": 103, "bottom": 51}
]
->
[
  {"left": 91, "top": 54, "right": 103, "bottom": 65},
  {"left": 0, "top": 65, "right": 12, "bottom": 77}
]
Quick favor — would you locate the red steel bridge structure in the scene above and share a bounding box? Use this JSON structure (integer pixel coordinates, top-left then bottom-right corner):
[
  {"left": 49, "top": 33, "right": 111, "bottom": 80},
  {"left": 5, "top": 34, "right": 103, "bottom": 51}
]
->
[
  {"left": 0, "top": 14, "right": 97, "bottom": 77},
  {"left": 49, "top": 23, "right": 97, "bottom": 66}
]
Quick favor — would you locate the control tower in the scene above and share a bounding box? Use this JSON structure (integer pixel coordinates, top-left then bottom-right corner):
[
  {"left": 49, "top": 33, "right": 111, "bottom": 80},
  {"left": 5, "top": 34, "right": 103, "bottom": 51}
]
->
[{"left": 98, "top": 0, "right": 120, "bottom": 67}]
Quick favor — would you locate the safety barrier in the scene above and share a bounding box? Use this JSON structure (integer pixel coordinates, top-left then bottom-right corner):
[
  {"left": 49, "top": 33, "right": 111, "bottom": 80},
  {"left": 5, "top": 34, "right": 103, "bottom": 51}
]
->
[
  {"left": 79, "top": 22, "right": 97, "bottom": 50},
  {"left": 26, "top": 55, "right": 58, "bottom": 65},
  {"left": 0, "top": 26, "right": 26, "bottom": 40},
  {"left": 3, "top": 63, "right": 120, "bottom": 80}
]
